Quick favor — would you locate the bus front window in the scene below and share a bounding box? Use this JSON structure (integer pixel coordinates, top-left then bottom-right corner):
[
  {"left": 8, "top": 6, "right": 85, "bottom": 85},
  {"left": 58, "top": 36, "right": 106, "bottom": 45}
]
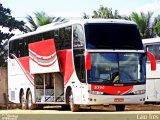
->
[{"left": 87, "top": 53, "right": 145, "bottom": 85}]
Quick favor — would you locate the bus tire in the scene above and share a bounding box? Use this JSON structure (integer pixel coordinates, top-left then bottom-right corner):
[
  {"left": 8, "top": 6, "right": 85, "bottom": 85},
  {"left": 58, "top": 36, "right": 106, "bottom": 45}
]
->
[
  {"left": 61, "top": 105, "right": 70, "bottom": 110},
  {"left": 20, "top": 91, "right": 27, "bottom": 109},
  {"left": 26, "top": 90, "right": 33, "bottom": 109},
  {"left": 69, "top": 90, "right": 79, "bottom": 112},
  {"left": 115, "top": 105, "right": 125, "bottom": 111}
]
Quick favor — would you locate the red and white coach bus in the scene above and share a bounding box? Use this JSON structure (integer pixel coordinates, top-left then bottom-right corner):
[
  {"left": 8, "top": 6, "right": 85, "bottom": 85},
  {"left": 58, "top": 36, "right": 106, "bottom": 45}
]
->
[
  {"left": 8, "top": 19, "right": 155, "bottom": 112},
  {"left": 142, "top": 38, "right": 160, "bottom": 103}
]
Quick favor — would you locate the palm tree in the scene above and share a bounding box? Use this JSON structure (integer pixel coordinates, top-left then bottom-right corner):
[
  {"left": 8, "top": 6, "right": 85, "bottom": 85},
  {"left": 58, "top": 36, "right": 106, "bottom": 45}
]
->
[
  {"left": 83, "top": 12, "right": 90, "bottom": 19},
  {"left": 153, "top": 15, "right": 160, "bottom": 37},
  {"left": 130, "top": 12, "right": 154, "bottom": 38},
  {"left": 153, "top": 22, "right": 160, "bottom": 36},
  {"left": 26, "top": 11, "right": 53, "bottom": 31},
  {"left": 26, "top": 11, "right": 68, "bottom": 32},
  {"left": 92, "top": 6, "right": 122, "bottom": 19}
]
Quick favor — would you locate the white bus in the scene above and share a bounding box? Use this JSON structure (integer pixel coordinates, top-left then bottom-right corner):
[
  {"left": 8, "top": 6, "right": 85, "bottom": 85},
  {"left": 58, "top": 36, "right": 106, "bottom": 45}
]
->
[
  {"left": 8, "top": 19, "right": 155, "bottom": 112},
  {"left": 142, "top": 38, "right": 160, "bottom": 103}
]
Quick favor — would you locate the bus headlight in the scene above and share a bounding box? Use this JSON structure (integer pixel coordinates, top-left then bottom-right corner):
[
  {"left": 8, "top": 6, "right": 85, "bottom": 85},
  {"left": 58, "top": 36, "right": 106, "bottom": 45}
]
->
[
  {"left": 88, "top": 90, "right": 104, "bottom": 95},
  {"left": 133, "top": 90, "right": 145, "bottom": 95}
]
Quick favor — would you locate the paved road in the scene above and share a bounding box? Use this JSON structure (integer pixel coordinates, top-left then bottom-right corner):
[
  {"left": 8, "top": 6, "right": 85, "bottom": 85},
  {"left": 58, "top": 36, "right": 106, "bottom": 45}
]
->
[
  {"left": 0, "top": 105, "right": 160, "bottom": 120},
  {"left": 1, "top": 110, "right": 160, "bottom": 120}
]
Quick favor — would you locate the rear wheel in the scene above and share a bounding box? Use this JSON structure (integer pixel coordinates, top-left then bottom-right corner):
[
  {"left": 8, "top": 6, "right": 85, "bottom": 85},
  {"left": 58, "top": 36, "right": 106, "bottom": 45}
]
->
[
  {"left": 61, "top": 105, "right": 70, "bottom": 110},
  {"left": 115, "top": 105, "right": 125, "bottom": 111},
  {"left": 20, "top": 92, "right": 26, "bottom": 109},
  {"left": 69, "top": 90, "right": 79, "bottom": 112},
  {"left": 26, "top": 90, "right": 33, "bottom": 109}
]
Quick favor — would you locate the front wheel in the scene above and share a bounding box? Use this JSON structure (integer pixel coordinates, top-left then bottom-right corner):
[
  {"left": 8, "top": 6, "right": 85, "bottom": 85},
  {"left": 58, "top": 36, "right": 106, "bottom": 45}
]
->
[
  {"left": 115, "top": 105, "right": 125, "bottom": 111},
  {"left": 69, "top": 91, "right": 79, "bottom": 112}
]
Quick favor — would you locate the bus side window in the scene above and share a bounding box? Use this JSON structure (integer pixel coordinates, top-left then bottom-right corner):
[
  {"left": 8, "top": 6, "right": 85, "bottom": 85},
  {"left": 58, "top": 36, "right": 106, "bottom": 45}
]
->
[
  {"left": 19, "top": 38, "right": 25, "bottom": 57},
  {"left": 64, "top": 26, "right": 72, "bottom": 49},
  {"left": 156, "top": 44, "right": 160, "bottom": 60},
  {"left": 55, "top": 26, "right": 72, "bottom": 50},
  {"left": 73, "top": 24, "right": 86, "bottom": 83},
  {"left": 43, "top": 31, "right": 54, "bottom": 40},
  {"left": 147, "top": 44, "right": 160, "bottom": 61},
  {"left": 54, "top": 29, "right": 60, "bottom": 50},
  {"left": 9, "top": 41, "right": 14, "bottom": 59},
  {"left": 73, "top": 24, "right": 84, "bottom": 48},
  {"left": 12, "top": 40, "right": 19, "bottom": 58},
  {"left": 146, "top": 45, "right": 155, "bottom": 61}
]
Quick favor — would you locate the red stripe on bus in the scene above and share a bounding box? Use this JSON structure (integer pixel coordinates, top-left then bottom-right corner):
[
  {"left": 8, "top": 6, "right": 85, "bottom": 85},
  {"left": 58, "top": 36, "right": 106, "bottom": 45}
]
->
[
  {"left": 30, "top": 57, "right": 57, "bottom": 67},
  {"left": 91, "top": 84, "right": 133, "bottom": 95},
  {"left": 29, "top": 50, "right": 57, "bottom": 61}
]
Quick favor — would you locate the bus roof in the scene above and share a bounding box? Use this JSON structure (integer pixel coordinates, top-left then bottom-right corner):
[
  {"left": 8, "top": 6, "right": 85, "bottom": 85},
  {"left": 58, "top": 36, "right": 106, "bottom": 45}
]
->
[
  {"left": 142, "top": 38, "right": 160, "bottom": 44},
  {"left": 9, "top": 19, "right": 136, "bottom": 41}
]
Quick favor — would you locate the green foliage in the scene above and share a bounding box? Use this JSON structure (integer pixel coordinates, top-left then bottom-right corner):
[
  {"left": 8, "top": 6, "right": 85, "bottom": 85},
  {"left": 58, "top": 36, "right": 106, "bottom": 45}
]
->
[
  {"left": 153, "top": 22, "right": 160, "bottom": 36},
  {"left": 130, "top": 12, "right": 154, "bottom": 39},
  {"left": 85, "top": 6, "right": 160, "bottom": 38},
  {"left": 26, "top": 11, "right": 68, "bottom": 32},
  {"left": 92, "top": 6, "right": 122, "bottom": 19},
  {"left": 26, "top": 11, "right": 53, "bottom": 31},
  {"left": 0, "top": 3, "right": 27, "bottom": 67}
]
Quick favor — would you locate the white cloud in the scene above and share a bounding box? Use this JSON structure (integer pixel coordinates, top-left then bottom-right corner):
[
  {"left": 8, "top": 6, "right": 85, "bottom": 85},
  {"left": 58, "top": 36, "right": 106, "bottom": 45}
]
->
[{"left": 136, "top": 1, "right": 160, "bottom": 16}]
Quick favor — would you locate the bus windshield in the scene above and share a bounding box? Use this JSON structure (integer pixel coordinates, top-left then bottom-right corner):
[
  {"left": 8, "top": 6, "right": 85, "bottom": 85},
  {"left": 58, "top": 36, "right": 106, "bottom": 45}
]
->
[
  {"left": 85, "top": 23, "right": 143, "bottom": 50},
  {"left": 87, "top": 53, "right": 146, "bottom": 85}
]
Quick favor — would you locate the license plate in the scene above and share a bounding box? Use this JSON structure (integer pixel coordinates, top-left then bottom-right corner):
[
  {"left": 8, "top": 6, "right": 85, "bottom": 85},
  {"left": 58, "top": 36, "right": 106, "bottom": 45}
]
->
[{"left": 114, "top": 98, "right": 124, "bottom": 102}]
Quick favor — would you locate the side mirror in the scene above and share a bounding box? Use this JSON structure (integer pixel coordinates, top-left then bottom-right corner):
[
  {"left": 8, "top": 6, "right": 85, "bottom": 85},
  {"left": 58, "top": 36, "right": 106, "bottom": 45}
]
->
[
  {"left": 85, "top": 51, "right": 91, "bottom": 70},
  {"left": 146, "top": 51, "right": 156, "bottom": 71}
]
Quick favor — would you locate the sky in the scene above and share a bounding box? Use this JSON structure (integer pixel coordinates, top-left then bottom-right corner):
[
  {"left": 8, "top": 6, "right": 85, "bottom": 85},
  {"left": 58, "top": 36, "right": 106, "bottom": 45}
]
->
[{"left": 1, "top": 0, "right": 160, "bottom": 34}]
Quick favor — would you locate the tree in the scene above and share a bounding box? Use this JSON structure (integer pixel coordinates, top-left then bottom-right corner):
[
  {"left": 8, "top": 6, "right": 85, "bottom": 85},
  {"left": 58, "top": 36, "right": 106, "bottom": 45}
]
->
[
  {"left": 130, "top": 12, "right": 154, "bottom": 39},
  {"left": 26, "top": 11, "right": 53, "bottom": 31},
  {"left": 92, "top": 6, "right": 122, "bottom": 19},
  {"left": 153, "top": 15, "right": 160, "bottom": 37},
  {"left": 83, "top": 12, "right": 90, "bottom": 19},
  {"left": 153, "top": 22, "right": 160, "bottom": 36},
  {"left": 26, "top": 11, "right": 68, "bottom": 32},
  {"left": 0, "top": 4, "right": 26, "bottom": 40},
  {"left": 0, "top": 3, "right": 27, "bottom": 67}
]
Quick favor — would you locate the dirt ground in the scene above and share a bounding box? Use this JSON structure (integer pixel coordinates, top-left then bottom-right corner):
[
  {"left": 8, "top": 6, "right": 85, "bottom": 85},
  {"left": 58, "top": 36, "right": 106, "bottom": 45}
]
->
[
  {"left": 67, "top": 104, "right": 160, "bottom": 112},
  {"left": 42, "top": 104, "right": 160, "bottom": 112},
  {"left": 1, "top": 104, "right": 160, "bottom": 111},
  {"left": 88, "top": 104, "right": 160, "bottom": 111}
]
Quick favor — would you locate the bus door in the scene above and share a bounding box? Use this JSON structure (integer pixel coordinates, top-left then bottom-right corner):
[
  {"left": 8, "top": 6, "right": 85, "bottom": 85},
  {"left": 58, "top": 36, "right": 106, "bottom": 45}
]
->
[{"left": 73, "top": 24, "right": 86, "bottom": 104}]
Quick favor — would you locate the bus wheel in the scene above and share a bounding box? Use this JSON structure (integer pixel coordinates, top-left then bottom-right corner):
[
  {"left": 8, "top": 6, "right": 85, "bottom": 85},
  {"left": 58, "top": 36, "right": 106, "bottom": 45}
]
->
[
  {"left": 61, "top": 105, "right": 70, "bottom": 110},
  {"left": 26, "top": 90, "right": 33, "bottom": 109},
  {"left": 69, "top": 91, "right": 79, "bottom": 112},
  {"left": 115, "top": 105, "right": 125, "bottom": 111},
  {"left": 20, "top": 92, "right": 26, "bottom": 109}
]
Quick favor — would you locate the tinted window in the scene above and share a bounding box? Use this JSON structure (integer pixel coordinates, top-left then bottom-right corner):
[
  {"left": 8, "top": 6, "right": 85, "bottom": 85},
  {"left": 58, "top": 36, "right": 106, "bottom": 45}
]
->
[
  {"left": 147, "top": 44, "right": 160, "bottom": 61},
  {"left": 9, "top": 33, "right": 43, "bottom": 58},
  {"left": 85, "top": 23, "right": 143, "bottom": 50},
  {"left": 54, "top": 26, "right": 72, "bottom": 50},
  {"left": 73, "top": 24, "right": 86, "bottom": 82},
  {"left": 73, "top": 24, "right": 84, "bottom": 48},
  {"left": 73, "top": 50, "right": 86, "bottom": 83},
  {"left": 9, "top": 26, "right": 72, "bottom": 59}
]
